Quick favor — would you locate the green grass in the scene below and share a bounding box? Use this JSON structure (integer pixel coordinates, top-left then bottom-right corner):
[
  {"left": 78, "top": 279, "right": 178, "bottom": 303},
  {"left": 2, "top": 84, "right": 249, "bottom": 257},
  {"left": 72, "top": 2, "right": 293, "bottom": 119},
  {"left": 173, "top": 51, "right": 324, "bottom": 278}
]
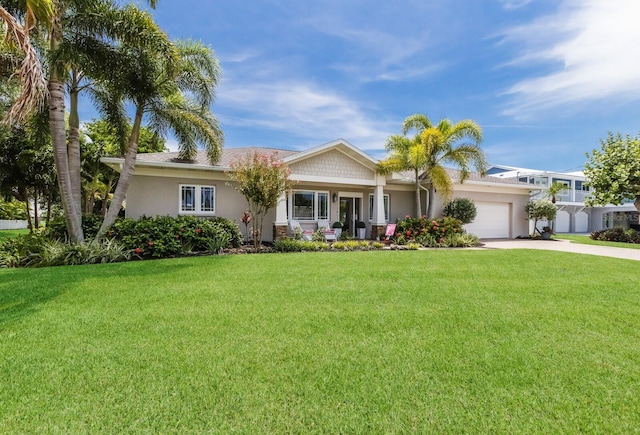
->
[
  {"left": 555, "top": 233, "right": 640, "bottom": 250},
  {"left": 0, "top": 229, "right": 29, "bottom": 242},
  {"left": 1, "top": 250, "right": 639, "bottom": 433}
]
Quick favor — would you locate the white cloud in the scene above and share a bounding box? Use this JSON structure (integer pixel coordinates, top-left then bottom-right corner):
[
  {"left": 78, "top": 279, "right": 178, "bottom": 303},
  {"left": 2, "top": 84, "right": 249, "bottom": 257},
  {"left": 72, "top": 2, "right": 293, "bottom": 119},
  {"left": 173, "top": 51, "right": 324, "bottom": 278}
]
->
[
  {"left": 499, "top": 0, "right": 533, "bottom": 10},
  {"left": 500, "top": 0, "right": 640, "bottom": 118},
  {"left": 218, "top": 79, "right": 393, "bottom": 149}
]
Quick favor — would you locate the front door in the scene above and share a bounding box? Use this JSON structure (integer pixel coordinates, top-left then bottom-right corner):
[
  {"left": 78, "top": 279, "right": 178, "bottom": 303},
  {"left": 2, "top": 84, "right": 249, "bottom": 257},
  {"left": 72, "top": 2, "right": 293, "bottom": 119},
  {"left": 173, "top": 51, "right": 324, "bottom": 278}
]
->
[{"left": 339, "top": 196, "right": 361, "bottom": 237}]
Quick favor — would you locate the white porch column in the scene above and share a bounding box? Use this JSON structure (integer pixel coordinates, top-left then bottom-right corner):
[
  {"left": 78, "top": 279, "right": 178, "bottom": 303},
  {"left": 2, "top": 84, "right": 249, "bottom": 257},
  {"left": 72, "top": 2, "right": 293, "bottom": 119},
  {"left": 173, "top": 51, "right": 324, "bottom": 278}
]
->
[
  {"left": 274, "top": 192, "right": 288, "bottom": 226},
  {"left": 372, "top": 184, "right": 386, "bottom": 226}
]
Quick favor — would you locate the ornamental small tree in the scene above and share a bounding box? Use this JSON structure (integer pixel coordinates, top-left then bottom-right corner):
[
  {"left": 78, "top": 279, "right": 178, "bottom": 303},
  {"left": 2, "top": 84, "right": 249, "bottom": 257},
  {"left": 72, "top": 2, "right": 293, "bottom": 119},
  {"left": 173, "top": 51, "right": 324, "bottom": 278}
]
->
[
  {"left": 443, "top": 198, "right": 477, "bottom": 224},
  {"left": 525, "top": 199, "right": 557, "bottom": 237},
  {"left": 227, "top": 152, "right": 296, "bottom": 250},
  {"left": 584, "top": 132, "right": 640, "bottom": 213}
]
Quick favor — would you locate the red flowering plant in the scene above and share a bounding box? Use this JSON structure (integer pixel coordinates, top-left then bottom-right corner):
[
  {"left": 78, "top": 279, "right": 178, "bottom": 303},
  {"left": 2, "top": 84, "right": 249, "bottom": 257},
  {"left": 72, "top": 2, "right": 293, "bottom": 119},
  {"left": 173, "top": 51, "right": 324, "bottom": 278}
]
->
[{"left": 392, "top": 215, "right": 464, "bottom": 246}]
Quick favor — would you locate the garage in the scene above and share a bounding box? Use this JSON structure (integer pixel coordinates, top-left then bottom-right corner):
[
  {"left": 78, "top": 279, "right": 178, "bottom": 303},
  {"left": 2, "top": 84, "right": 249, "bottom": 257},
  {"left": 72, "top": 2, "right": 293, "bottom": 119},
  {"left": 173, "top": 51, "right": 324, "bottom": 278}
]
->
[{"left": 464, "top": 201, "right": 511, "bottom": 239}]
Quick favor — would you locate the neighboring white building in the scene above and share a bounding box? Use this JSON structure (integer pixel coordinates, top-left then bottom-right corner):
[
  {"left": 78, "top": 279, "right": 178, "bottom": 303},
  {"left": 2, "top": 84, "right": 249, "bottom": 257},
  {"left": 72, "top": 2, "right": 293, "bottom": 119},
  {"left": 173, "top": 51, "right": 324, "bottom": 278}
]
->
[{"left": 487, "top": 164, "right": 639, "bottom": 233}]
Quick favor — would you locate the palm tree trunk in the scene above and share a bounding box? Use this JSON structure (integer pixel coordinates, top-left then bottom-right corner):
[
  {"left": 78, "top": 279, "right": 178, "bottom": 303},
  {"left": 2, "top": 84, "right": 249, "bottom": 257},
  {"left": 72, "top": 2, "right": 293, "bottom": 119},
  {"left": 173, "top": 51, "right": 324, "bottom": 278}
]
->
[
  {"left": 68, "top": 72, "right": 83, "bottom": 213},
  {"left": 414, "top": 168, "right": 422, "bottom": 217},
  {"left": 33, "top": 188, "right": 39, "bottom": 229},
  {"left": 23, "top": 188, "right": 32, "bottom": 232},
  {"left": 96, "top": 106, "right": 143, "bottom": 240},
  {"left": 49, "top": 18, "right": 84, "bottom": 243},
  {"left": 46, "top": 190, "right": 52, "bottom": 225},
  {"left": 427, "top": 185, "right": 436, "bottom": 219}
]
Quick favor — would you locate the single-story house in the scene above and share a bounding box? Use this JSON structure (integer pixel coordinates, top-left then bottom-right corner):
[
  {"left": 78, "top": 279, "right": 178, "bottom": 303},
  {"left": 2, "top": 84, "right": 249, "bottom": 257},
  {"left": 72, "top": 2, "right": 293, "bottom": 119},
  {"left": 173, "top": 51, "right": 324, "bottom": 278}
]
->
[{"left": 101, "top": 139, "right": 533, "bottom": 241}]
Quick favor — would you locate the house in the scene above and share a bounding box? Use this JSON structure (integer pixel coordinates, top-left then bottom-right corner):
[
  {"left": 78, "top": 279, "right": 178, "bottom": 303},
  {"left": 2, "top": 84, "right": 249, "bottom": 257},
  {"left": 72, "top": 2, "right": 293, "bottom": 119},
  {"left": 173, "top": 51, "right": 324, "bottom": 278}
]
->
[
  {"left": 101, "top": 139, "right": 533, "bottom": 241},
  {"left": 487, "top": 164, "right": 639, "bottom": 232}
]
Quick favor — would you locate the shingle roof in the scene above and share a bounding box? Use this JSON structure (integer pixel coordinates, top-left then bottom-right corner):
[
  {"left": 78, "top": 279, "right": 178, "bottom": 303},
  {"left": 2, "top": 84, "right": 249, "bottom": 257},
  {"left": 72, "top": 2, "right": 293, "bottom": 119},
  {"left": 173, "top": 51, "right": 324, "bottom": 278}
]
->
[{"left": 134, "top": 147, "right": 300, "bottom": 168}]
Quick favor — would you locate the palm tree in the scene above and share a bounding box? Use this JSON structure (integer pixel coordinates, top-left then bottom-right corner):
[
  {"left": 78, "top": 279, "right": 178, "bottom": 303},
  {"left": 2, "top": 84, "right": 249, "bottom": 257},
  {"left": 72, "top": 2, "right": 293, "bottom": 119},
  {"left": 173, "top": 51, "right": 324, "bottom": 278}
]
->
[
  {"left": 94, "top": 39, "right": 223, "bottom": 239},
  {"left": 420, "top": 118, "right": 487, "bottom": 218},
  {"left": 377, "top": 135, "right": 426, "bottom": 217},
  {"left": 377, "top": 114, "right": 433, "bottom": 217},
  {"left": 0, "top": 0, "right": 52, "bottom": 124},
  {"left": 547, "top": 181, "right": 568, "bottom": 204}
]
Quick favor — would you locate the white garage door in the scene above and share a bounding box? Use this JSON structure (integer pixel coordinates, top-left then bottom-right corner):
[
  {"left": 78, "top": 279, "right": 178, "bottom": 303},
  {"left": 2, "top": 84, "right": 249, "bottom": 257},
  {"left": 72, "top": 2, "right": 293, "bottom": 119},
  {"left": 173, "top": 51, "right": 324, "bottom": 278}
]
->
[
  {"left": 555, "top": 211, "right": 570, "bottom": 233},
  {"left": 464, "top": 202, "right": 511, "bottom": 239},
  {"left": 575, "top": 211, "right": 589, "bottom": 233}
]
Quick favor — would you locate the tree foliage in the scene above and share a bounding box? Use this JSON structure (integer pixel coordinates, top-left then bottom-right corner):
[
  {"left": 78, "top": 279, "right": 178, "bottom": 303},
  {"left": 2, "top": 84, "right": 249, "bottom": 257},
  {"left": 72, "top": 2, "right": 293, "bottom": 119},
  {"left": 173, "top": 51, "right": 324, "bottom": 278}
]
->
[
  {"left": 525, "top": 199, "right": 557, "bottom": 236},
  {"left": 584, "top": 132, "right": 640, "bottom": 212},
  {"left": 443, "top": 197, "right": 477, "bottom": 224},
  {"left": 377, "top": 114, "right": 487, "bottom": 219},
  {"left": 227, "top": 152, "right": 295, "bottom": 250},
  {"left": 377, "top": 115, "right": 431, "bottom": 217}
]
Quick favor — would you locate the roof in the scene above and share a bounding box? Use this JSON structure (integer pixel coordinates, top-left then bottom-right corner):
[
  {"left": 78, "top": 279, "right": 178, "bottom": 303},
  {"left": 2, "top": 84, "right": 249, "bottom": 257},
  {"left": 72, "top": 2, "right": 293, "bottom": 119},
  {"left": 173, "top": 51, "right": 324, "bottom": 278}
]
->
[{"left": 131, "top": 147, "right": 300, "bottom": 169}]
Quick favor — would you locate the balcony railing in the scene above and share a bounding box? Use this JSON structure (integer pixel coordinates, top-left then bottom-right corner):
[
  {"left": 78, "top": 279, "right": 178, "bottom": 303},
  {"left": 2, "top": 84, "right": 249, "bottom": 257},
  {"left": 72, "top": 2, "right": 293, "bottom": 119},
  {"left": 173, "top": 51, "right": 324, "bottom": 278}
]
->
[{"left": 531, "top": 189, "right": 591, "bottom": 203}]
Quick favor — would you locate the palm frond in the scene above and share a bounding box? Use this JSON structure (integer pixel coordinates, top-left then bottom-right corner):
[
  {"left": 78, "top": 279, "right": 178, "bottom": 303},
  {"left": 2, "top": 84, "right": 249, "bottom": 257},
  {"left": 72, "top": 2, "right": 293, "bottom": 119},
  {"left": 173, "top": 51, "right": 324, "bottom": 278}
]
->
[
  {"left": 401, "top": 113, "right": 432, "bottom": 136},
  {"left": 429, "top": 165, "right": 454, "bottom": 201}
]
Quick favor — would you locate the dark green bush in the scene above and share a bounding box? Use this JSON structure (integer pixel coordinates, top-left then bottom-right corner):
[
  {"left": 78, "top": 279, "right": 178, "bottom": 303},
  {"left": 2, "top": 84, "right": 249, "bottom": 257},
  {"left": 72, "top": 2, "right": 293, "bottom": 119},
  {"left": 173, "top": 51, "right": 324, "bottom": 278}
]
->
[
  {"left": 46, "top": 215, "right": 242, "bottom": 259},
  {"left": 443, "top": 198, "right": 477, "bottom": 224},
  {"left": 47, "top": 214, "right": 104, "bottom": 240},
  {"left": 591, "top": 228, "right": 640, "bottom": 244},
  {"left": 108, "top": 215, "right": 242, "bottom": 257}
]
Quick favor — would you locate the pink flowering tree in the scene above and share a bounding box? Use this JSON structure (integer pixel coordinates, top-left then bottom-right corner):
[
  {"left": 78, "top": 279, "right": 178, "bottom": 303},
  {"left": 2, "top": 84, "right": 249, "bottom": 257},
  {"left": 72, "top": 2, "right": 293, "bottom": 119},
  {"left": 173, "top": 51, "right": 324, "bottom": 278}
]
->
[{"left": 227, "top": 152, "right": 296, "bottom": 250}]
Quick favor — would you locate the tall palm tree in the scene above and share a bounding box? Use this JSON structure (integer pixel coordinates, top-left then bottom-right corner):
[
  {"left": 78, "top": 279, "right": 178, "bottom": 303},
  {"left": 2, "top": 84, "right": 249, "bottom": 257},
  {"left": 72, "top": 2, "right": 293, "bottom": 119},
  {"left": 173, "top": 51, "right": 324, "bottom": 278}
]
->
[
  {"left": 94, "top": 39, "right": 223, "bottom": 239},
  {"left": 377, "top": 114, "right": 433, "bottom": 217},
  {"left": 2, "top": 0, "right": 165, "bottom": 243},
  {"left": 420, "top": 118, "right": 487, "bottom": 218}
]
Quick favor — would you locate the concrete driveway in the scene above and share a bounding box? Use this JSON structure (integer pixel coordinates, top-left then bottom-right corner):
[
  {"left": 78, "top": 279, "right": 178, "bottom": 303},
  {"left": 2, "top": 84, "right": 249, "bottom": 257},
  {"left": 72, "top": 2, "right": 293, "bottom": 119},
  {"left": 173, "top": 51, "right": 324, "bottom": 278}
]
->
[{"left": 481, "top": 239, "right": 640, "bottom": 262}]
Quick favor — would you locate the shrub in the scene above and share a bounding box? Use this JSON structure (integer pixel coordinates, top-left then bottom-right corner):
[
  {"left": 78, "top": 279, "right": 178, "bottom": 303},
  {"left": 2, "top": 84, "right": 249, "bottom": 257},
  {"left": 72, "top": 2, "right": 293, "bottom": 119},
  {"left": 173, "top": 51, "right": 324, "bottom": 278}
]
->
[
  {"left": 0, "top": 198, "right": 28, "bottom": 220},
  {"left": 0, "top": 233, "right": 131, "bottom": 268},
  {"left": 110, "top": 216, "right": 241, "bottom": 257},
  {"left": 443, "top": 198, "right": 477, "bottom": 224},
  {"left": 393, "top": 216, "right": 464, "bottom": 246},
  {"left": 591, "top": 228, "right": 640, "bottom": 244},
  {"left": 48, "top": 215, "right": 242, "bottom": 258},
  {"left": 273, "top": 239, "right": 329, "bottom": 252},
  {"left": 372, "top": 242, "right": 385, "bottom": 249}
]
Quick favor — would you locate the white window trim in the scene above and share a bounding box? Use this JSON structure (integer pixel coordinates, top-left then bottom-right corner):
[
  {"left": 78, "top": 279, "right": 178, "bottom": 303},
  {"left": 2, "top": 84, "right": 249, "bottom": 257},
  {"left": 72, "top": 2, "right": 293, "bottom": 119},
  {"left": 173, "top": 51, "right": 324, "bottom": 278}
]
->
[
  {"left": 368, "top": 193, "right": 390, "bottom": 222},
  {"left": 179, "top": 184, "right": 216, "bottom": 215},
  {"left": 290, "top": 190, "right": 330, "bottom": 221}
]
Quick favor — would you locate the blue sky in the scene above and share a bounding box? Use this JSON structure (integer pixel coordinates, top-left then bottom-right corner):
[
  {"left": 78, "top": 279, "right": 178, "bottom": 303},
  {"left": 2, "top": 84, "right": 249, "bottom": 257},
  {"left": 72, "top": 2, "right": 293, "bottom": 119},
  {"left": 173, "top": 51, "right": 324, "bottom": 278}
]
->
[{"left": 129, "top": 0, "right": 640, "bottom": 171}]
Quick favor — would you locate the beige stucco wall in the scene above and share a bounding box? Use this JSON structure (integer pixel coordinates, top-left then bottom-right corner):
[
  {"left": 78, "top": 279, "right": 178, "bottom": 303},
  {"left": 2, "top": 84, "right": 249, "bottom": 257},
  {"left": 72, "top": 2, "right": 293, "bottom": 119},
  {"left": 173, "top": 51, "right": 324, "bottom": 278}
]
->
[
  {"left": 289, "top": 149, "right": 374, "bottom": 180},
  {"left": 126, "top": 174, "right": 276, "bottom": 241}
]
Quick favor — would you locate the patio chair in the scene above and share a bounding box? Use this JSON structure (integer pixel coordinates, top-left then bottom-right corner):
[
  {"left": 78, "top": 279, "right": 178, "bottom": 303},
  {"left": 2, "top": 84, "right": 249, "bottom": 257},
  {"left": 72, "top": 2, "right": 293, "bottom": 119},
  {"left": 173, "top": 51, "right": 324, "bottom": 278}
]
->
[
  {"left": 289, "top": 220, "right": 314, "bottom": 241},
  {"left": 317, "top": 219, "right": 336, "bottom": 242}
]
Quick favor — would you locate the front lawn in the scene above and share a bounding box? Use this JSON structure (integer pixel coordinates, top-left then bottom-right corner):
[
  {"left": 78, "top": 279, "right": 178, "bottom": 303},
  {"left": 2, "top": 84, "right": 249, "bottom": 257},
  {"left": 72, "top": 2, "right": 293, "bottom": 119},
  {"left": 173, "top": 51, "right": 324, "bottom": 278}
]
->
[
  {"left": 555, "top": 233, "right": 640, "bottom": 250},
  {"left": 1, "top": 250, "right": 638, "bottom": 432}
]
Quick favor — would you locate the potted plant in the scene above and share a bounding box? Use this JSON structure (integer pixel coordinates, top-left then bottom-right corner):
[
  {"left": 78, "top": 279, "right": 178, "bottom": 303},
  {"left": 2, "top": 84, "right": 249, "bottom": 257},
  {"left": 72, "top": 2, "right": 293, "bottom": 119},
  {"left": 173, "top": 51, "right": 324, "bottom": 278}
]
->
[
  {"left": 541, "top": 226, "right": 552, "bottom": 240},
  {"left": 332, "top": 221, "right": 343, "bottom": 238},
  {"left": 356, "top": 221, "right": 366, "bottom": 239}
]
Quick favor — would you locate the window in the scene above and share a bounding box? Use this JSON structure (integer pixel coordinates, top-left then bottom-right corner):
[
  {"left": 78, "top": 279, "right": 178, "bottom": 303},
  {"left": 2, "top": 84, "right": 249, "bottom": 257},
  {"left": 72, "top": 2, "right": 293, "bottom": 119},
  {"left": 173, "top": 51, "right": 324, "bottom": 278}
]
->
[
  {"left": 291, "top": 190, "right": 329, "bottom": 220},
  {"left": 179, "top": 184, "right": 216, "bottom": 215},
  {"left": 368, "top": 194, "right": 390, "bottom": 222}
]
